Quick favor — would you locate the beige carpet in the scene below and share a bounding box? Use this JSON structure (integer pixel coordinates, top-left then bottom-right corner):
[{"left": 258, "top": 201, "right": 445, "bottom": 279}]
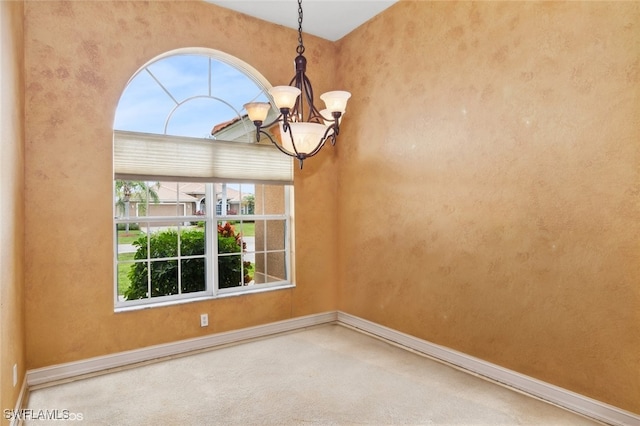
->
[{"left": 25, "top": 324, "right": 601, "bottom": 425}]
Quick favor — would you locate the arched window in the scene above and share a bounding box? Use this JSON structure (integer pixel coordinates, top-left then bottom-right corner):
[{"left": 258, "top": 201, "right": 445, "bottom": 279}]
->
[{"left": 113, "top": 49, "right": 293, "bottom": 310}]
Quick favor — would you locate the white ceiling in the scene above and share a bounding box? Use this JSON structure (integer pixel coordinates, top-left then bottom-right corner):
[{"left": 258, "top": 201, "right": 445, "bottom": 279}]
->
[{"left": 204, "top": 0, "right": 398, "bottom": 42}]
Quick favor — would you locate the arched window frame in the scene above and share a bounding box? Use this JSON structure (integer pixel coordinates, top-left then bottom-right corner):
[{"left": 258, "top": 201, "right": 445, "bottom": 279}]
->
[{"left": 113, "top": 48, "right": 294, "bottom": 311}]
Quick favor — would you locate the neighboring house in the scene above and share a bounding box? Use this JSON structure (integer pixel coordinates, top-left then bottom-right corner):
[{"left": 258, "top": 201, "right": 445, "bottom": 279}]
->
[
  {"left": 210, "top": 114, "right": 254, "bottom": 142},
  {"left": 129, "top": 182, "right": 247, "bottom": 223}
]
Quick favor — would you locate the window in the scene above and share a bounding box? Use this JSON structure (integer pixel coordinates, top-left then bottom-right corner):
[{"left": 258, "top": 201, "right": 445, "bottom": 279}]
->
[{"left": 113, "top": 49, "right": 294, "bottom": 309}]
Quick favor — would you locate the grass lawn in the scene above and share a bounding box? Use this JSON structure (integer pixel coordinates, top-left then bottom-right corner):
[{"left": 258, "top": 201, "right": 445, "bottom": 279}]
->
[
  {"left": 117, "top": 252, "right": 136, "bottom": 295},
  {"left": 118, "top": 230, "right": 144, "bottom": 244},
  {"left": 237, "top": 221, "right": 255, "bottom": 237}
]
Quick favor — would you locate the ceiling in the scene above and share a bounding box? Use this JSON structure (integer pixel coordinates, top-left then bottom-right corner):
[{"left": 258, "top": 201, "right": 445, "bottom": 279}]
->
[{"left": 204, "top": 0, "right": 398, "bottom": 42}]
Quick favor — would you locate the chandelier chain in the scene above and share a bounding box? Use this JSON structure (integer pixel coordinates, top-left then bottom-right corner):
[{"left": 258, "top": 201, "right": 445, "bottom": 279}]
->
[{"left": 296, "top": 0, "right": 305, "bottom": 55}]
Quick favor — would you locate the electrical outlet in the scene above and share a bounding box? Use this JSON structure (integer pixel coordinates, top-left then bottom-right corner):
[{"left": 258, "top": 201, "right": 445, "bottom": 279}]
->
[
  {"left": 200, "top": 313, "right": 208, "bottom": 327},
  {"left": 13, "top": 364, "right": 17, "bottom": 387}
]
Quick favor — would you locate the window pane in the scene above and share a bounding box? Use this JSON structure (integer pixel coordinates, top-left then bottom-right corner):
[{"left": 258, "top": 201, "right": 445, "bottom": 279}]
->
[
  {"left": 262, "top": 184, "right": 285, "bottom": 215},
  {"left": 146, "top": 55, "right": 209, "bottom": 104},
  {"left": 116, "top": 223, "right": 144, "bottom": 260},
  {"left": 117, "top": 260, "right": 135, "bottom": 301},
  {"left": 265, "top": 251, "right": 287, "bottom": 283},
  {"left": 211, "top": 60, "right": 263, "bottom": 109},
  {"left": 235, "top": 221, "right": 254, "bottom": 244},
  {"left": 253, "top": 251, "right": 287, "bottom": 284},
  {"left": 178, "top": 182, "right": 206, "bottom": 217},
  {"left": 253, "top": 252, "right": 267, "bottom": 284},
  {"left": 243, "top": 254, "right": 255, "bottom": 285},
  {"left": 115, "top": 181, "right": 161, "bottom": 219},
  {"left": 181, "top": 226, "right": 206, "bottom": 256},
  {"left": 181, "top": 258, "right": 205, "bottom": 293},
  {"left": 148, "top": 227, "right": 179, "bottom": 259},
  {"left": 266, "top": 220, "right": 286, "bottom": 251},
  {"left": 113, "top": 71, "right": 176, "bottom": 133},
  {"left": 254, "top": 220, "right": 266, "bottom": 252},
  {"left": 167, "top": 98, "right": 238, "bottom": 139},
  {"left": 130, "top": 225, "right": 149, "bottom": 259},
  {"left": 150, "top": 260, "right": 178, "bottom": 297},
  {"left": 217, "top": 221, "right": 242, "bottom": 254},
  {"left": 218, "top": 254, "right": 243, "bottom": 289},
  {"left": 123, "top": 260, "right": 149, "bottom": 300},
  {"left": 237, "top": 183, "right": 255, "bottom": 215}
]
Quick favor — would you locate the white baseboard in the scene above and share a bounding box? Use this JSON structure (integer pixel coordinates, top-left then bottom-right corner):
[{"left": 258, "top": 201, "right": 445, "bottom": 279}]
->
[
  {"left": 24, "top": 310, "right": 639, "bottom": 426},
  {"left": 26, "top": 311, "right": 337, "bottom": 387},
  {"left": 9, "top": 377, "right": 27, "bottom": 426},
  {"left": 337, "top": 311, "right": 640, "bottom": 426}
]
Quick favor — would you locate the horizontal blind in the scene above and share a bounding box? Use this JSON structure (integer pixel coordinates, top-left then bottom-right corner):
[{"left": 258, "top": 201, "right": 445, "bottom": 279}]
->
[{"left": 113, "top": 130, "right": 293, "bottom": 184}]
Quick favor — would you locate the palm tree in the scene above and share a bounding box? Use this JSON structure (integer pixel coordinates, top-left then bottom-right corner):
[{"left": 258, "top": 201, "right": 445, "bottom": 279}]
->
[
  {"left": 242, "top": 194, "right": 255, "bottom": 214},
  {"left": 115, "top": 181, "right": 160, "bottom": 233}
]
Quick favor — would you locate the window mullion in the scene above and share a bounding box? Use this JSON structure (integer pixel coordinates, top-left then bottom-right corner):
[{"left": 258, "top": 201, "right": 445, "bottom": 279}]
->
[
  {"left": 285, "top": 186, "right": 292, "bottom": 283},
  {"left": 176, "top": 183, "right": 182, "bottom": 295},
  {"left": 206, "top": 183, "right": 217, "bottom": 295},
  {"left": 146, "top": 221, "right": 152, "bottom": 300}
]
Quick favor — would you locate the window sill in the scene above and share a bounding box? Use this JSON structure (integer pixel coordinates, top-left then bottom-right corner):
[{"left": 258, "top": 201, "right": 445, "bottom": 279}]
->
[{"left": 114, "top": 283, "right": 295, "bottom": 313}]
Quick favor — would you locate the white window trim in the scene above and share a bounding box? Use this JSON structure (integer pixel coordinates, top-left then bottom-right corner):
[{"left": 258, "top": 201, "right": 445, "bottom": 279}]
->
[
  {"left": 114, "top": 183, "right": 294, "bottom": 311},
  {"left": 113, "top": 48, "right": 295, "bottom": 311}
]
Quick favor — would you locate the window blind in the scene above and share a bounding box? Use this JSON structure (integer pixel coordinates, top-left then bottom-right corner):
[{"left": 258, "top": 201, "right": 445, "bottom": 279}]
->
[{"left": 113, "top": 130, "right": 293, "bottom": 184}]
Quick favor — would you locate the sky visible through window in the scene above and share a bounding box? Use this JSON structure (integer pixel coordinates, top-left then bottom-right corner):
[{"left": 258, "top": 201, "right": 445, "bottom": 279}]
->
[
  {"left": 113, "top": 53, "right": 275, "bottom": 196},
  {"left": 114, "top": 54, "right": 270, "bottom": 139}
]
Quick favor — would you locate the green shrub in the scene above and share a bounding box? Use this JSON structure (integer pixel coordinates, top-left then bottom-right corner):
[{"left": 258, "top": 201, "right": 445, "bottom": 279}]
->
[
  {"left": 117, "top": 223, "right": 140, "bottom": 231},
  {"left": 124, "top": 224, "right": 251, "bottom": 300}
]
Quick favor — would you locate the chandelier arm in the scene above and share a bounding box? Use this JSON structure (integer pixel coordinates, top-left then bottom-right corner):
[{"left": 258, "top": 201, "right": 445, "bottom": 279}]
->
[
  {"left": 301, "top": 74, "right": 324, "bottom": 122},
  {"left": 288, "top": 74, "right": 298, "bottom": 88},
  {"left": 285, "top": 123, "right": 304, "bottom": 159},
  {"left": 255, "top": 112, "right": 285, "bottom": 131},
  {"left": 258, "top": 129, "right": 296, "bottom": 157},
  {"left": 290, "top": 71, "right": 305, "bottom": 122},
  {"left": 330, "top": 111, "right": 342, "bottom": 144},
  {"left": 316, "top": 124, "right": 337, "bottom": 153},
  {"left": 326, "top": 125, "right": 337, "bottom": 146}
]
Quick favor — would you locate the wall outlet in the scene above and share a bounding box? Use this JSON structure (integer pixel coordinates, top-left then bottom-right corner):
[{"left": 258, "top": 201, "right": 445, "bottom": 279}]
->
[
  {"left": 200, "top": 313, "right": 208, "bottom": 327},
  {"left": 13, "top": 364, "right": 18, "bottom": 387}
]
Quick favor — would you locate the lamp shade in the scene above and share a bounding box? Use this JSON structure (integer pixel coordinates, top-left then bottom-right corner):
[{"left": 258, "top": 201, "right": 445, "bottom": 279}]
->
[
  {"left": 280, "top": 122, "right": 328, "bottom": 155},
  {"left": 269, "top": 86, "right": 302, "bottom": 110},
  {"left": 244, "top": 102, "right": 271, "bottom": 122},
  {"left": 320, "top": 91, "right": 351, "bottom": 114}
]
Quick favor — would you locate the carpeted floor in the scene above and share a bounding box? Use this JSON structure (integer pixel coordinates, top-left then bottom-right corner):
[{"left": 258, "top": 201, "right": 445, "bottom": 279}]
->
[{"left": 25, "top": 324, "right": 601, "bottom": 425}]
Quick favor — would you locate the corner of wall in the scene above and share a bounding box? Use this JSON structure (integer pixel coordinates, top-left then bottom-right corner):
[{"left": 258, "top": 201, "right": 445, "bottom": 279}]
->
[{"left": 0, "top": 0, "right": 27, "bottom": 423}]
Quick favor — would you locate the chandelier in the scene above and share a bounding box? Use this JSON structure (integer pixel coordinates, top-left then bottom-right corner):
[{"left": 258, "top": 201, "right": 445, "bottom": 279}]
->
[{"left": 244, "top": 0, "right": 351, "bottom": 169}]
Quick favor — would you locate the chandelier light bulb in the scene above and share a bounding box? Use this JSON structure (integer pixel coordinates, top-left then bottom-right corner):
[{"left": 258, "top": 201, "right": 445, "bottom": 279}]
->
[
  {"left": 244, "top": 102, "right": 271, "bottom": 123},
  {"left": 281, "top": 122, "right": 329, "bottom": 155},
  {"left": 269, "top": 86, "right": 302, "bottom": 110},
  {"left": 320, "top": 91, "right": 351, "bottom": 114}
]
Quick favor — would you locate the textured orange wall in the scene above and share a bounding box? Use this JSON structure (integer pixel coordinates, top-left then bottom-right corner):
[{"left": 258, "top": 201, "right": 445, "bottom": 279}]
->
[
  {"left": 21, "top": 0, "right": 638, "bottom": 415},
  {"left": 336, "top": 1, "right": 639, "bottom": 413},
  {"left": 0, "top": 0, "right": 26, "bottom": 421},
  {"left": 23, "top": 1, "right": 338, "bottom": 369}
]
